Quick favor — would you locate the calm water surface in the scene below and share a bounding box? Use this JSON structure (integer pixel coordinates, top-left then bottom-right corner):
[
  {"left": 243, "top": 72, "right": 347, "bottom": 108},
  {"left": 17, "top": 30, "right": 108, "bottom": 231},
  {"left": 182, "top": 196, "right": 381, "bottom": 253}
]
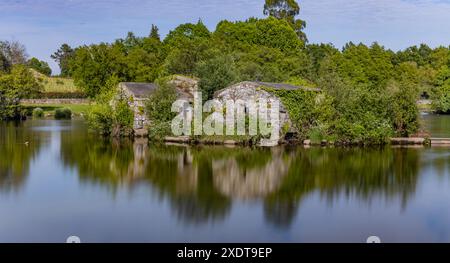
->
[{"left": 1, "top": 116, "right": 450, "bottom": 243}]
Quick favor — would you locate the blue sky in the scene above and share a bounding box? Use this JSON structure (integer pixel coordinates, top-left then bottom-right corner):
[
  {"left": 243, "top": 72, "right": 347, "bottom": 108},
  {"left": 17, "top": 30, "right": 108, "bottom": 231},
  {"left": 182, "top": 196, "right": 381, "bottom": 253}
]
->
[{"left": 1, "top": 0, "right": 450, "bottom": 74}]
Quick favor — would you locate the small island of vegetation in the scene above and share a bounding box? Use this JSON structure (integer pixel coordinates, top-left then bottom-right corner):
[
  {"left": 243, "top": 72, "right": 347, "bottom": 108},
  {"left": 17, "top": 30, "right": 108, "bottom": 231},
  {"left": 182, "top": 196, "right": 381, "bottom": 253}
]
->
[{"left": 2, "top": 0, "right": 450, "bottom": 146}]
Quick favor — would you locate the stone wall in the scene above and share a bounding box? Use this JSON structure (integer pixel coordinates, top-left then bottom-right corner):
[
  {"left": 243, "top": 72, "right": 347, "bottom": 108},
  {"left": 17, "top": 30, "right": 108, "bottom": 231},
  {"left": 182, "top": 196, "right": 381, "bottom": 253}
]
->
[
  {"left": 21, "top": 99, "right": 90, "bottom": 104},
  {"left": 214, "top": 82, "right": 293, "bottom": 139}
]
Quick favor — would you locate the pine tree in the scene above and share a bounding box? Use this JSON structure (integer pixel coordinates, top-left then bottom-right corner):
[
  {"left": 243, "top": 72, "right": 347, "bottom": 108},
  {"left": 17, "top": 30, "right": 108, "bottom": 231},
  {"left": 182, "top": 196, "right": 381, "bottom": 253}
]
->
[{"left": 149, "top": 24, "right": 160, "bottom": 41}]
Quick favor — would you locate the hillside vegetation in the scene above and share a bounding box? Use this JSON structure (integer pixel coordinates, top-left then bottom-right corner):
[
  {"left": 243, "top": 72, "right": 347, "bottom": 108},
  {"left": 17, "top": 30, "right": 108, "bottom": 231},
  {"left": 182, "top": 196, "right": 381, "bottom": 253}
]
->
[{"left": 30, "top": 69, "right": 79, "bottom": 93}]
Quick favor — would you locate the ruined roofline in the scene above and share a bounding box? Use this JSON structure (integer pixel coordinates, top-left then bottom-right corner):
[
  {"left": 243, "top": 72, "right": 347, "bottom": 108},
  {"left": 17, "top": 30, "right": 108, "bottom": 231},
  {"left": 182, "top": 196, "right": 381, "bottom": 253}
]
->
[
  {"left": 214, "top": 81, "right": 321, "bottom": 98},
  {"left": 119, "top": 82, "right": 158, "bottom": 99}
]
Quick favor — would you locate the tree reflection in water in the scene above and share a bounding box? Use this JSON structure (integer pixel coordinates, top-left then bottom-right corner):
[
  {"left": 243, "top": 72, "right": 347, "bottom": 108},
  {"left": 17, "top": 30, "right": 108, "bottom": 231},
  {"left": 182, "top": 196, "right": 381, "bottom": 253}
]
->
[
  {"left": 0, "top": 122, "right": 42, "bottom": 193},
  {"left": 264, "top": 147, "right": 420, "bottom": 228},
  {"left": 60, "top": 132, "right": 422, "bottom": 227}
]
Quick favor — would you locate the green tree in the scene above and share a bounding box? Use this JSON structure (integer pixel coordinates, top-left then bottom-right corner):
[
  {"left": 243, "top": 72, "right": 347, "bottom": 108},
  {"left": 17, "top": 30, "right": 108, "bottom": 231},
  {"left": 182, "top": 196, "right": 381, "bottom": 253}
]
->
[
  {"left": 70, "top": 43, "right": 128, "bottom": 97},
  {"left": 149, "top": 24, "right": 161, "bottom": 41},
  {"left": 163, "top": 21, "right": 211, "bottom": 76},
  {"left": 163, "top": 20, "right": 211, "bottom": 47},
  {"left": 27, "top": 57, "right": 52, "bottom": 76},
  {"left": 51, "top": 43, "right": 74, "bottom": 77},
  {"left": 145, "top": 79, "right": 178, "bottom": 140},
  {"left": 263, "top": 0, "right": 307, "bottom": 42},
  {"left": 87, "top": 76, "right": 134, "bottom": 137},
  {"left": 214, "top": 17, "right": 303, "bottom": 52},
  {"left": 195, "top": 55, "right": 238, "bottom": 100},
  {"left": 432, "top": 66, "right": 450, "bottom": 113},
  {"left": 146, "top": 79, "right": 178, "bottom": 123},
  {"left": 0, "top": 65, "right": 42, "bottom": 119}
]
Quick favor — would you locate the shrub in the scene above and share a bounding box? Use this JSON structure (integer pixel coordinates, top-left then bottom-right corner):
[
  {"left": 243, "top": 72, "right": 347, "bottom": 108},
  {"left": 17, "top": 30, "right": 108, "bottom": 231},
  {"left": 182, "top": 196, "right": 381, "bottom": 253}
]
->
[
  {"left": 32, "top": 107, "right": 44, "bottom": 118},
  {"left": 148, "top": 121, "right": 172, "bottom": 141},
  {"left": 145, "top": 80, "right": 179, "bottom": 140},
  {"left": 195, "top": 54, "right": 238, "bottom": 100},
  {"left": 54, "top": 108, "right": 72, "bottom": 119},
  {"left": 263, "top": 86, "right": 318, "bottom": 140},
  {"left": 432, "top": 83, "right": 450, "bottom": 113},
  {"left": 145, "top": 80, "right": 178, "bottom": 123},
  {"left": 111, "top": 100, "right": 134, "bottom": 137},
  {"left": 86, "top": 76, "right": 135, "bottom": 137},
  {"left": 87, "top": 104, "right": 114, "bottom": 135}
]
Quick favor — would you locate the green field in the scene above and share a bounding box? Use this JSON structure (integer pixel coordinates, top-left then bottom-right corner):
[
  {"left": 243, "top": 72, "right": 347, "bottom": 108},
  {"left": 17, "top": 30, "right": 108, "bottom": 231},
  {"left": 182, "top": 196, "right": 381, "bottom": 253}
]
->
[{"left": 31, "top": 69, "right": 80, "bottom": 93}]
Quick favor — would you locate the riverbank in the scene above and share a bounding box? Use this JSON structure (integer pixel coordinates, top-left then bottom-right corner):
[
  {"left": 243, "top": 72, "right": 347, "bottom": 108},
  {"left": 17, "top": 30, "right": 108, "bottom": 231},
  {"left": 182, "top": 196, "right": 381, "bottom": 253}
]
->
[
  {"left": 21, "top": 99, "right": 92, "bottom": 118},
  {"left": 161, "top": 136, "right": 446, "bottom": 147}
]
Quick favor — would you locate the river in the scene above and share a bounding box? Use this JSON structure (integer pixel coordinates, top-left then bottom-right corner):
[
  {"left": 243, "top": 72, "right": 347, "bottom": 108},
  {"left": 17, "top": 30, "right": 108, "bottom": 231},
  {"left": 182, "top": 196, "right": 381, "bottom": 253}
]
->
[{"left": 0, "top": 115, "right": 450, "bottom": 242}]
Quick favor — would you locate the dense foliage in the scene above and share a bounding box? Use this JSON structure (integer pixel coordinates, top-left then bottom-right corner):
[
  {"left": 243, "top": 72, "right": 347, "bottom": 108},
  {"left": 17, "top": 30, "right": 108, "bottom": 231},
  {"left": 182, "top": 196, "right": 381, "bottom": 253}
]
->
[
  {"left": 3, "top": 0, "right": 450, "bottom": 142},
  {"left": 27, "top": 57, "right": 52, "bottom": 76},
  {"left": 86, "top": 78, "right": 134, "bottom": 137},
  {"left": 263, "top": 0, "right": 307, "bottom": 42},
  {"left": 145, "top": 79, "right": 178, "bottom": 140},
  {"left": 54, "top": 108, "right": 72, "bottom": 119},
  {"left": 53, "top": 0, "right": 449, "bottom": 142},
  {"left": 32, "top": 107, "right": 44, "bottom": 118},
  {"left": 0, "top": 65, "right": 42, "bottom": 120}
]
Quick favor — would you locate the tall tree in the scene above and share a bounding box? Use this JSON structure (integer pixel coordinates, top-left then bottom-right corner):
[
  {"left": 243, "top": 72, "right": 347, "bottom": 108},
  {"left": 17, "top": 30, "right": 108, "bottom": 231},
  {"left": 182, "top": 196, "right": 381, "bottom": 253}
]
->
[
  {"left": 51, "top": 44, "right": 74, "bottom": 77},
  {"left": 263, "top": 0, "right": 307, "bottom": 42},
  {"left": 149, "top": 24, "right": 160, "bottom": 41},
  {"left": 195, "top": 54, "right": 238, "bottom": 100}
]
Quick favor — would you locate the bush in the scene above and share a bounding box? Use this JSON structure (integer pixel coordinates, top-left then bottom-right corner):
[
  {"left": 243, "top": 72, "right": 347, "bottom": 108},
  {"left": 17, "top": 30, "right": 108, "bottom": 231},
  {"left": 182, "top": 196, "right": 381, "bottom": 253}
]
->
[
  {"left": 54, "top": 108, "right": 72, "bottom": 119},
  {"left": 145, "top": 80, "right": 178, "bottom": 122},
  {"left": 145, "top": 80, "right": 179, "bottom": 141},
  {"left": 86, "top": 76, "right": 135, "bottom": 137},
  {"left": 148, "top": 121, "right": 172, "bottom": 141},
  {"left": 32, "top": 107, "right": 44, "bottom": 118},
  {"left": 1, "top": 65, "right": 42, "bottom": 120},
  {"left": 432, "top": 83, "right": 450, "bottom": 113},
  {"left": 195, "top": 55, "right": 238, "bottom": 100},
  {"left": 263, "top": 86, "right": 318, "bottom": 140},
  {"left": 111, "top": 100, "right": 134, "bottom": 137},
  {"left": 87, "top": 104, "right": 114, "bottom": 135}
]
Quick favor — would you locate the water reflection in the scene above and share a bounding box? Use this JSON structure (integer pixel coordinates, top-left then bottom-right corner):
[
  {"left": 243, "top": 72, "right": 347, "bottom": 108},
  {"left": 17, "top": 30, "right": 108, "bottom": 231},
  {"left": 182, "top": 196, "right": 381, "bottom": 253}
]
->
[
  {"left": 59, "top": 130, "right": 424, "bottom": 227},
  {"left": 2, "top": 119, "right": 450, "bottom": 242},
  {"left": 0, "top": 122, "right": 42, "bottom": 192},
  {"left": 265, "top": 147, "right": 420, "bottom": 228}
]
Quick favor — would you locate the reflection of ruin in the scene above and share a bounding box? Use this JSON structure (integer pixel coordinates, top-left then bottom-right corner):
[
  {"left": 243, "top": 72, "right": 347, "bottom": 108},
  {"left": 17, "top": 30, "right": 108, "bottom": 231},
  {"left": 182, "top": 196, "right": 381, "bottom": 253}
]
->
[
  {"left": 123, "top": 138, "right": 149, "bottom": 182},
  {"left": 212, "top": 147, "right": 293, "bottom": 199},
  {"left": 174, "top": 148, "right": 198, "bottom": 194},
  {"left": 60, "top": 136, "right": 425, "bottom": 228}
]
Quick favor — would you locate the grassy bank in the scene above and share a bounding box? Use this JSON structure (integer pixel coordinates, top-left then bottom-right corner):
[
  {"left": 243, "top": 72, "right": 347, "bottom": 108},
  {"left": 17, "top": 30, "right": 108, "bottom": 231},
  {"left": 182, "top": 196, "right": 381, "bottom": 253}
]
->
[{"left": 31, "top": 69, "right": 80, "bottom": 93}]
